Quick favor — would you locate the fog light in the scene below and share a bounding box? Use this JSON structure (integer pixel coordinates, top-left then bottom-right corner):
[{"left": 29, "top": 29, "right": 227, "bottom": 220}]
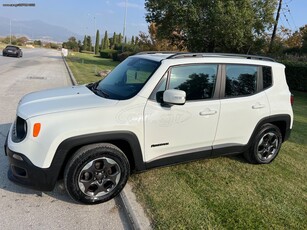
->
[{"left": 11, "top": 165, "right": 27, "bottom": 177}]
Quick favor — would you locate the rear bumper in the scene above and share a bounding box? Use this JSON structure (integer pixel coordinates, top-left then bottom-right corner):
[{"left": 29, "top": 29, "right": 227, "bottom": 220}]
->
[
  {"left": 3, "top": 51, "right": 19, "bottom": 57},
  {"left": 4, "top": 139, "right": 58, "bottom": 191}
]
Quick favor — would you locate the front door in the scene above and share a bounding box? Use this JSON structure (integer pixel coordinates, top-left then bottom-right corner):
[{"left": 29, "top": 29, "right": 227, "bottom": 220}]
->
[{"left": 144, "top": 64, "right": 221, "bottom": 164}]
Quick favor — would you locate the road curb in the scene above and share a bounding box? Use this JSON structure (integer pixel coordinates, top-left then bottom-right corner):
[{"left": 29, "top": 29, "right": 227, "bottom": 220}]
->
[
  {"left": 61, "top": 53, "right": 77, "bottom": 85},
  {"left": 61, "top": 52, "right": 152, "bottom": 230},
  {"left": 119, "top": 183, "right": 152, "bottom": 230}
]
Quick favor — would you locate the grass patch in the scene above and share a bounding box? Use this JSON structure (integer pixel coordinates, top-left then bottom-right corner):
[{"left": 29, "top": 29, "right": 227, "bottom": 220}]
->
[
  {"left": 130, "top": 91, "right": 307, "bottom": 229},
  {"left": 65, "top": 52, "right": 119, "bottom": 84}
]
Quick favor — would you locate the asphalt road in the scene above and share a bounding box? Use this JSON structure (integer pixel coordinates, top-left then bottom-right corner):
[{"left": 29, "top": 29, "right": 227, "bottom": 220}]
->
[{"left": 0, "top": 48, "right": 130, "bottom": 230}]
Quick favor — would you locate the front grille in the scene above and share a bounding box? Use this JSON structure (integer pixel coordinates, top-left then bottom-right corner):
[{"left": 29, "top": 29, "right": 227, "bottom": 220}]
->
[{"left": 11, "top": 116, "right": 27, "bottom": 143}]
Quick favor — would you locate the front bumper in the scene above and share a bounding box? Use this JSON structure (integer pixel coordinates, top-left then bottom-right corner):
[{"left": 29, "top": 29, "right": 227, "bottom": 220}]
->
[{"left": 4, "top": 138, "right": 58, "bottom": 191}]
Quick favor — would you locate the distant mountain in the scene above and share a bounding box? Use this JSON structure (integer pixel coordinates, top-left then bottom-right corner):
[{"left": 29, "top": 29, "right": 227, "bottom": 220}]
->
[{"left": 0, "top": 17, "right": 82, "bottom": 42}]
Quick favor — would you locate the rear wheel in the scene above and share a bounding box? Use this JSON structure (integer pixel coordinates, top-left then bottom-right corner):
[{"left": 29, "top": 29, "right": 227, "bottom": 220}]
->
[
  {"left": 64, "top": 143, "right": 130, "bottom": 204},
  {"left": 244, "top": 124, "right": 282, "bottom": 164}
]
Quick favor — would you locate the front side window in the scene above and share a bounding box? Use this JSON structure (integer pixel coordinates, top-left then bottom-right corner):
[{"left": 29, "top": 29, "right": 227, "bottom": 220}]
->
[
  {"left": 169, "top": 64, "right": 218, "bottom": 101},
  {"left": 90, "top": 57, "right": 160, "bottom": 100},
  {"left": 225, "top": 65, "right": 257, "bottom": 97}
]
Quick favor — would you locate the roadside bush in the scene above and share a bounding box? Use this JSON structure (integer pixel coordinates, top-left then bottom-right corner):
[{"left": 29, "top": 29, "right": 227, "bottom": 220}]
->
[
  {"left": 100, "top": 49, "right": 117, "bottom": 59},
  {"left": 282, "top": 61, "right": 307, "bottom": 91}
]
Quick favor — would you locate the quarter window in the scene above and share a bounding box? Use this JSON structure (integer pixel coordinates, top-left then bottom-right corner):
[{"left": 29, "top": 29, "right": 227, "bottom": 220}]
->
[
  {"left": 225, "top": 65, "right": 257, "bottom": 97},
  {"left": 169, "top": 64, "right": 218, "bottom": 100},
  {"left": 263, "top": 66, "right": 272, "bottom": 89}
]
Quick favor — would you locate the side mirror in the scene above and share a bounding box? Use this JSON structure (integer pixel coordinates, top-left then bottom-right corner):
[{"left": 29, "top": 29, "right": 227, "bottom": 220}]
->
[{"left": 163, "top": 89, "right": 186, "bottom": 105}]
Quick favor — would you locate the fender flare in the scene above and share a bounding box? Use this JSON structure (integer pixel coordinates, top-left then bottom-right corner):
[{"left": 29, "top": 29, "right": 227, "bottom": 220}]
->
[{"left": 50, "top": 131, "right": 145, "bottom": 180}]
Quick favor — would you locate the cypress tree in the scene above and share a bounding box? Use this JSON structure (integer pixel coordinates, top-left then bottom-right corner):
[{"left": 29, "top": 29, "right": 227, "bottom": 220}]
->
[
  {"left": 112, "top": 32, "right": 117, "bottom": 48},
  {"left": 83, "top": 35, "right": 88, "bottom": 51},
  {"left": 86, "top": 36, "right": 92, "bottom": 51},
  {"left": 117, "top": 33, "right": 122, "bottom": 44},
  {"left": 100, "top": 38, "right": 104, "bottom": 50},
  {"left": 131, "top": 36, "right": 135, "bottom": 45},
  {"left": 95, "top": 30, "right": 100, "bottom": 54},
  {"left": 103, "top": 31, "right": 109, "bottom": 49}
]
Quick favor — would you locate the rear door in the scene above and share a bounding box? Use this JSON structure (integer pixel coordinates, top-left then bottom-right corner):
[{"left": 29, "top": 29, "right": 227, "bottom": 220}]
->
[{"left": 213, "top": 64, "right": 270, "bottom": 153}]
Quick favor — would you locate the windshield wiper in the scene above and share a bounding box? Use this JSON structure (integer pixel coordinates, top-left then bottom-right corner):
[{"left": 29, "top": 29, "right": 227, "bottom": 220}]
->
[
  {"left": 96, "top": 89, "right": 109, "bottom": 98},
  {"left": 87, "top": 81, "right": 109, "bottom": 98}
]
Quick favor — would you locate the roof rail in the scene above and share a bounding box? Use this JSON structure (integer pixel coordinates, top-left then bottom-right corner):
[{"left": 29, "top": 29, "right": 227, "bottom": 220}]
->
[
  {"left": 136, "top": 51, "right": 188, "bottom": 55},
  {"left": 166, "top": 53, "right": 275, "bottom": 62}
]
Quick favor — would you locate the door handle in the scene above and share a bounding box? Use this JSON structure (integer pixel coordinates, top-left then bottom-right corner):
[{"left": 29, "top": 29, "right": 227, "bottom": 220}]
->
[
  {"left": 252, "top": 103, "right": 265, "bottom": 109},
  {"left": 199, "top": 109, "right": 217, "bottom": 116}
]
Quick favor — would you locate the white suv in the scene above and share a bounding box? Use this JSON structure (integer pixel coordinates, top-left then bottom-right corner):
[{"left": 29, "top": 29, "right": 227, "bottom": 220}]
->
[{"left": 5, "top": 53, "right": 293, "bottom": 204}]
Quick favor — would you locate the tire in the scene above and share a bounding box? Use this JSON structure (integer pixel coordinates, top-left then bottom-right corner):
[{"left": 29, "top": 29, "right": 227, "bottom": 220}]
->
[
  {"left": 244, "top": 124, "right": 282, "bottom": 164},
  {"left": 64, "top": 143, "right": 130, "bottom": 205}
]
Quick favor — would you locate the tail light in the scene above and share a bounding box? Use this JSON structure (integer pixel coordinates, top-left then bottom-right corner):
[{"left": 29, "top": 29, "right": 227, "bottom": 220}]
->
[{"left": 290, "top": 94, "right": 294, "bottom": 106}]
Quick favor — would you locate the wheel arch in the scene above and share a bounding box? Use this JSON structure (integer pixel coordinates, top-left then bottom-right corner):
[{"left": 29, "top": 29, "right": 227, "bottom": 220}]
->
[
  {"left": 52, "top": 131, "right": 145, "bottom": 181},
  {"left": 249, "top": 114, "right": 292, "bottom": 146}
]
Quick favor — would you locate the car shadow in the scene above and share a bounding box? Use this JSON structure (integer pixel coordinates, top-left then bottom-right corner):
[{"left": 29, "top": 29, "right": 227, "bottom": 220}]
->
[
  {"left": 225, "top": 154, "right": 250, "bottom": 164},
  {"left": 0, "top": 123, "right": 76, "bottom": 204}
]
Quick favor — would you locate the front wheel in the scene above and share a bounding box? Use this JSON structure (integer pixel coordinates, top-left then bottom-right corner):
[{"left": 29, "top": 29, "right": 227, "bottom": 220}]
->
[
  {"left": 64, "top": 143, "right": 130, "bottom": 204},
  {"left": 244, "top": 124, "right": 282, "bottom": 164}
]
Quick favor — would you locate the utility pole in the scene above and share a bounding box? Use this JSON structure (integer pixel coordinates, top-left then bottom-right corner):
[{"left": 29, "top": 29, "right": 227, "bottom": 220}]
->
[
  {"left": 10, "top": 19, "right": 12, "bottom": 44},
  {"left": 122, "top": 0, "right": 127, "bottom": 52},
  {"left": 93, "top": 16, "right": 96, "bottom": 54},
  {"left": 269, "top": 0, "right": 282, "bottom": 54}
]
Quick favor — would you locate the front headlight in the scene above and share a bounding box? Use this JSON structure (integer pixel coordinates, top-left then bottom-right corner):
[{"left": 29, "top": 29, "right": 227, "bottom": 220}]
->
[{"left": 12, "top": 116, "right": 27, "bottom": 143}]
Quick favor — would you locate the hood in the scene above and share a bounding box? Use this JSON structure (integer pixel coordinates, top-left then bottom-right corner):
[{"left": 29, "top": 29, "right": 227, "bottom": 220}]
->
[{"left": 18, "top": 85, "right": 119, "bottom": 119}]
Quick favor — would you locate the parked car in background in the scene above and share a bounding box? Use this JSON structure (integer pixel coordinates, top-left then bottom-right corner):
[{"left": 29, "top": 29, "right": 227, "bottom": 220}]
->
[{"left": 2, "top": 45, "right": 23, "bottom": 57}]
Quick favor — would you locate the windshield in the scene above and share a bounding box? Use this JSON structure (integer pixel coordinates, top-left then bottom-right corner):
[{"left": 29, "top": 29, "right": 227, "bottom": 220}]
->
[{"left": 89, "top": 57, "right": 160, "bottom": 100}]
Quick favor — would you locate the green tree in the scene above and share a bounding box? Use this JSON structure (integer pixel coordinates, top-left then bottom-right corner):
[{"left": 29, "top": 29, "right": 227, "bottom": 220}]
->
[
  {"left": 95, "top": 30, "right": 100, "bottom": 54},
  {"left": 78, "top": 40, "right": 82, "bottom": 51},
  {"left": 102, "top": 31, "right": 110, "bottom": 49},
  {"left": 100, "top": 38, "right": 104, "bottom": 51},
  {"left": 63, "top": 36, "right": 79, "bottom": 51},
  {"left": 145, "top": 0, "right": 277, "bottom": 53},
  {"left": 111, "top": 32, "right": 117, "bottom": 48},
  {"left": 301, "top": 29, "right": 307, "bottom": 53},
  {"left": 82, "top": 35, "right": 88, "bottom": 51},
  {"left": 34, "top": 40, "right": 42, "bottom": 46},
  {"left": 131, "top": 36, "right": 135, "bottom": 45},
  {"left": 117, "top": 33, "right": 122, "bottom": 44},
  {"left": 135, "top": 36, "right": 139, "bottom": 45},
  {"left": 86, "top": 35, "right": 92, "bottom": 51}
]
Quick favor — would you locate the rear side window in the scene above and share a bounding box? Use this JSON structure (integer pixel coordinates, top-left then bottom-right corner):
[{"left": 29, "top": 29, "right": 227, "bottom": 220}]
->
[
  {"left": 169, "top": 64, "right": 218, "bottom": 101},
  {"left": 263, "top": 66, "right": 272, "bottom": 89},
  {"left": 225, "top": 65, "right": 257, "bottom": 97}
]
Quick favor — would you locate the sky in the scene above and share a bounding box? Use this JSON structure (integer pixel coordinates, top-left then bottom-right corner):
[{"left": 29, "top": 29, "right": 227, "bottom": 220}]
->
[{"left": 0, "top": 0, "right": 306, "bottom": 40}]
